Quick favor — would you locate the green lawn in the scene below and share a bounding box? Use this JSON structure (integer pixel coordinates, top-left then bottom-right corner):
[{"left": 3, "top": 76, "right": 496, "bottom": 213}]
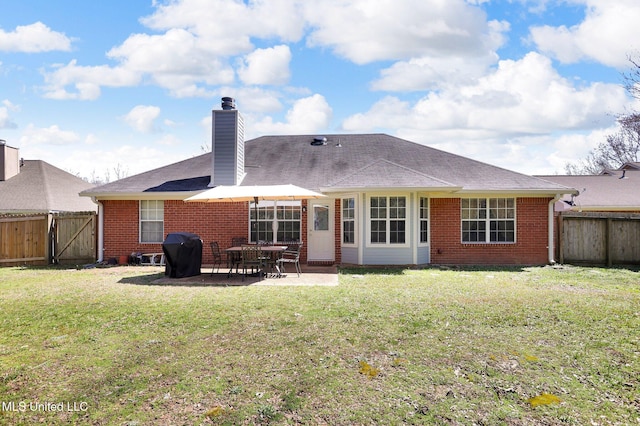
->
[{"left": 0, "top": 265, "right": 638, "bottom": 425}]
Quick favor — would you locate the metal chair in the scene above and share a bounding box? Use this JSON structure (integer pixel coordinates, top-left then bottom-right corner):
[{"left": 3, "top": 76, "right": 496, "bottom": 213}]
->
[
  {"left": 241, "top": 244, "right": 264, "bottom": 281},
  {"left": 276, "top": 243, "right": 302, "bottom": 277},
  {"left": 210, "top": 241, "right": 223, "bottom": 275},
  {"left": 229, "top": 237, "right": 248, "bottom": 274}
]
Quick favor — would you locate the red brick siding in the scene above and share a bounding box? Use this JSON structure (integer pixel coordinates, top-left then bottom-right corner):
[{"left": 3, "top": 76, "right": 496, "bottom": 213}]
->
[
  {"left": 102, "top": 199, "right": 309, "bottom": 264},
  {"left": 103, "top": 196, "right": 551, "bottom": 266},
  {"left": 334, "top": 198, "right": 342, "bottom": 264},
  {"left": 430, "top": 197, "right": 551, "bottom": 265}
]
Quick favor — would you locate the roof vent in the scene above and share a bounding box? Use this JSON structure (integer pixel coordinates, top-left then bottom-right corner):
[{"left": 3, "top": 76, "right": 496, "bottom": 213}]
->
[
  {"left": 221, "top": 97, "right": 236, "bottom": 110},
  {"left": 311, "top": 136, "right": 327, "bottom": 146}
]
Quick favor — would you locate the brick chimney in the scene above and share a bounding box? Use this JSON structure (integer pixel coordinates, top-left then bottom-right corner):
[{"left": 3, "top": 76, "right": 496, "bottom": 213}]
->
[
  {"left": 210, "top": 97, "right": 245, "bottom": 186},
  {"left": 0, "top": 140, "right": 20, "bottom": 181}
]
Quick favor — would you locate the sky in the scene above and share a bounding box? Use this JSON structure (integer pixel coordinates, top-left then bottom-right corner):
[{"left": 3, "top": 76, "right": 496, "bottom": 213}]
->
[{"left": 2, "top": 0, "right": 640, "bottom": 182}]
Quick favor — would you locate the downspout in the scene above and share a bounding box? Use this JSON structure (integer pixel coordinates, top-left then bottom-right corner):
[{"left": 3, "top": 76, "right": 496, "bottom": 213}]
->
[
  {"left": 548, "top": 194, "right": 562, "bottom": 264},
  {"left": 93, "top": 198, "right": 104, "bottom": 263}
]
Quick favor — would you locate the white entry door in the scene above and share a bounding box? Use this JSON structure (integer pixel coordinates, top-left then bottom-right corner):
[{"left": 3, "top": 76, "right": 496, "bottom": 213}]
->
[{"left": 307, "top": 199, "right": 335, "bottom": 262}]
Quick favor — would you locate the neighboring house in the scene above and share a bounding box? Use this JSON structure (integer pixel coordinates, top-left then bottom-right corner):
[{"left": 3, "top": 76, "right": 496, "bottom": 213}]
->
[
  {"left": 0, "top": 141, "right": 97, "bottom": 214},
  {"left": 537, "top": 169, "right": 640, "bottom": 213},
  {"left": 81, "top": 99, "right": 575, "bottom": 266}
]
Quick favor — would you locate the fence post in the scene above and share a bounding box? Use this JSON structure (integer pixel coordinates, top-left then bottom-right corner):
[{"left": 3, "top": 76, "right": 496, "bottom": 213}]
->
[
  {"left": 606, "top": 218, "right": 613, "bottom": 268},
  {"left": 557, "top": 214, "right": 564, "bottom": 264}
]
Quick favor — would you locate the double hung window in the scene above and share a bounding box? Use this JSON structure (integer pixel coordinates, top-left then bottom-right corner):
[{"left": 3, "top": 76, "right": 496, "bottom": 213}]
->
[
  {"left": 461, "top": 198, "right": 515, "bottom": 243},
  {"left": 140, "top": 200, "right": 164, "bottom": 243},
  {"left": 369, "top": 196, "right": 407, "bottom": 245},
  {"left": 419, "top": 197, "right": 429, "bottom": 244},
  {"left": 342, "top": 198, "right": 356, "bottom": 244}
]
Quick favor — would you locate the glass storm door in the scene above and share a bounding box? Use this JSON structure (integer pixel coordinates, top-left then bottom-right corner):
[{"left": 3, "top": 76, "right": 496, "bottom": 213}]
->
[{"left": 307, "top": 200, "right": 334, "bottom": 262}]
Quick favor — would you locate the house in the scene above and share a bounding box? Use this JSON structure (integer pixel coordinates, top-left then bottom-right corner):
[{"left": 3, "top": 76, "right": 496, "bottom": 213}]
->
[
  {"left": 0, "top": 141, "right": 97, "bottom": 214},
  {"left": 81, "top": 98, "right": 575, "bottom": 267},
  {"left": 537, "top": 169, "right": 640, "bottom": 266},
  {"left": 537, "top": 169, "right": 640, "bottom": 212}
]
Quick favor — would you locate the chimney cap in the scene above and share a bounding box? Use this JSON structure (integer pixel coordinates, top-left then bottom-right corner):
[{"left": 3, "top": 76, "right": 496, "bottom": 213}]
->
[
  {"left": 221, "top": 97, "right": 236, "bottom": 110},
  {"left": 0, "top": 139, "right": 6, "bottom": 145}
]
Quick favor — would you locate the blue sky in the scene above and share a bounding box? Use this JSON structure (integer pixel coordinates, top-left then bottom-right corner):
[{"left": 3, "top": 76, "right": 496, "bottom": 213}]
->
[{"left": 1, "top": 0, "right": 639, "bottom": 181}]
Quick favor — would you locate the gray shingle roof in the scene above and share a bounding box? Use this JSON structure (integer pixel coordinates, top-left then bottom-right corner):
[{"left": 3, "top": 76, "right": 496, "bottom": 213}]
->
[
  {"left": 0, "top": 160, "right": 97, "bottom": 213},
  {"left": 83, "top": 133, "right": 572, "bottom": 198},
  {"left": 537, "top": 170, "right": 640, "bottom": 210}
]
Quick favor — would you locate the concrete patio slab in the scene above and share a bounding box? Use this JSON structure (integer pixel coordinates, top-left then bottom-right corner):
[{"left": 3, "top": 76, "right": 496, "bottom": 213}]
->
[{"left": 151, "top": 264, "right": 338, "bottom": 287}]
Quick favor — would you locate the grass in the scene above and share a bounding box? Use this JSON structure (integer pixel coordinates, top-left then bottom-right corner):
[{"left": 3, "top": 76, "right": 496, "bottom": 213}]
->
[{"left": 0, "top": 264, "right": 638, "bottom": 425}]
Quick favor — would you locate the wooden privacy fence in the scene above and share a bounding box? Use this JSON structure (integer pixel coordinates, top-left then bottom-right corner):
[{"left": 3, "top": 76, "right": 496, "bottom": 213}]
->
[
  {"left": 557, "top": 212, "right": 640, "bottom": 266},
  {"left": 0, "top": 212, "right": 96, "bottom": 266}
]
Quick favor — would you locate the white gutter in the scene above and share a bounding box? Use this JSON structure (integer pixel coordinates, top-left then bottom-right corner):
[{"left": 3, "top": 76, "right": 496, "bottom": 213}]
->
[
  {"left": 93, "top": 198, "right": 104, "bottom": 263},
  {"left": 548, "top": 194, "right": 562, "bottom": 264}
]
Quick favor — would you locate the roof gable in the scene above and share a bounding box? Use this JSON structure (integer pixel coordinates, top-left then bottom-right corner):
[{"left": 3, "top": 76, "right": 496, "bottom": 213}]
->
[{"left": 0, "top": 160, "right": 97, "bottom": 213}]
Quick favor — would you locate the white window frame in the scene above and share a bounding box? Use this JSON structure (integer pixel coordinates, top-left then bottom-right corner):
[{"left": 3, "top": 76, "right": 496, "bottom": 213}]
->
[
  {"left": 341, "top": 196, "right": 358, "bottom": 247},
  {"left": 366, "top": 194, "right": 410, "bottom": 248},
  {"left": 418, "top": 196, "right": 430, "bottom": 247},
  {"left": 139, "top": 200, "right": 164, "bottom": 243},
  {"left": 461, "top": 197, "right": 516, "bottom": 244},
  {"left": 249, "top": 200, "right": 302, "bottom": 243}
]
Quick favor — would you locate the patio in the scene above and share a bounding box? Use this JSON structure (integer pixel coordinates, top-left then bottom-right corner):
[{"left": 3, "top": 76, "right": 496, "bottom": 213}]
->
[{"left": 151, "top": 264, "right": 338, "bottom": 286}]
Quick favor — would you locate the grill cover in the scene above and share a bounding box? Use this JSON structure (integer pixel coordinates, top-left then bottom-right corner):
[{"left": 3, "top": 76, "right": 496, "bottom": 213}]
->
[{"left": 162, "top": 232, "right": 202, "bottom": 278}]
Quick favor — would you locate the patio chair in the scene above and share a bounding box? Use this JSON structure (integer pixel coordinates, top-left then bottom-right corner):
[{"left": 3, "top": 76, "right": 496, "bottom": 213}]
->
[
  {"left": 229, "top": 237, "right": 248, "bottom": 274},
  {"left": 210, "top": 241, "right": 223, "bottom": 275},
  {"left": 276, "top": 243, "right": 302, "bottom": 277},
  {"left": 241, "top": 244, "right": 264, "bottom": 281}
]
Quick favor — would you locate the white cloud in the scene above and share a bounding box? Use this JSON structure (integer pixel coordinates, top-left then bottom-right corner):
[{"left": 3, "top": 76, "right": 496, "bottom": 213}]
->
[
  {"left": 238, "top": 45, "right": 291, "bottom": 86},
  {"left": 60, "top": 145, "right": 184, "bottom": 181},
  {"left": 546, "top": 126, "right": 615, "bottom": 172},
  {"left": 530, "top": 0, "right": 640, "bottom": 67},
  {"left": 123, "top": 105, "right": 161, "bottom": 133},
  {"left": 18, "top": 124, "right": 81, "bottom": 147},
  {"left": 42, "top": 60, "right": 140, "bottom": 100},
  {"left": 141, "top": 0, "right": 305, "bottom": 45},
  {"left": 84, "top": 134, "right": 99, "bottom": 145},
  {"left": 345, "top": 53, "right": 627, "bottom": 136},
  {"left": 252, "top": 94, "right": 332, "bottom": 135},
  {"left": 0, "top": 100, "right": 19, "bottom": 129},
  {"left": 0, "top": 22, "right": 72, "bottom": 52},
  {"left": 216, "top": 87, "right": 285, "bottom": 114},
  {"left": 38, "top": 0, "right": 509, "bottom": 99},
  {"left": 342, "top": 52, "right": 629, "bottom": 174},
  {"left": 303, "top": 0, "right": 506, "bottom": 64},
  {"left": 371, "top": 53, "right": 498, "bottom": 92}
]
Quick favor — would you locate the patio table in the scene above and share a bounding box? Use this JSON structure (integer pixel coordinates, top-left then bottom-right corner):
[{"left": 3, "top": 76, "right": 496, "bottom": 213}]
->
[{"left": 225, "top": 245, "right": 288, "bottom": 277}]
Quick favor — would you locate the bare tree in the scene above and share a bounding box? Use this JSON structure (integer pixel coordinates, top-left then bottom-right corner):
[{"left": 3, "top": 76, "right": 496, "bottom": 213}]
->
[
  {"left": 565, "top": 56, "right": 640, "bottom": 174},
  {"left": 73, "top": 163, "right": 130, "bottom": 185},
  {"left": 111, "top": 163, "right": 129, "bottom": 180}
]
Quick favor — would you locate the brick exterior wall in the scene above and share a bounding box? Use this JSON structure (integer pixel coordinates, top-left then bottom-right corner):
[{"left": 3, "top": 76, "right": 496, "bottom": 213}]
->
[
  {"left": 430, "top": 197, "right": 551, "bottom": 265},
  {"left": 102, "top": 196, "right": 551, "bottom": 266},
  {"left": 101, "top": 199, "right": 309, "bottom": 265}
]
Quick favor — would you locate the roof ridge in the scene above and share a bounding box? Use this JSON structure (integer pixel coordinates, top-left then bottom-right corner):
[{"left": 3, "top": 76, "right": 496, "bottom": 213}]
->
[{"left": 38, "top": 160, "right": 57, "bottom": 210}]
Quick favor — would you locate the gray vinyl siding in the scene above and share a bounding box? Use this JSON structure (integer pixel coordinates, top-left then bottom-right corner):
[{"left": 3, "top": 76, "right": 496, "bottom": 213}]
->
[
  {"left": 341, "top": 246, "right": 358, "bottom": 264},
  {"left": 417, "top": 246, "right": 430, "bottom": 265},
  {"left": 363, "top": 246, "right": 413, "bottom": 265},
  {"left": 212, "top": 110, "right": 244, "bottom": 185}
]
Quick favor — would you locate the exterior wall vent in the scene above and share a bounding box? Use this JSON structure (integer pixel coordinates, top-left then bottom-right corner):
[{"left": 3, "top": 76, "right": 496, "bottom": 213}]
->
[{"left": 311, "top": 136, "right": 327, "bottom": 146}]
